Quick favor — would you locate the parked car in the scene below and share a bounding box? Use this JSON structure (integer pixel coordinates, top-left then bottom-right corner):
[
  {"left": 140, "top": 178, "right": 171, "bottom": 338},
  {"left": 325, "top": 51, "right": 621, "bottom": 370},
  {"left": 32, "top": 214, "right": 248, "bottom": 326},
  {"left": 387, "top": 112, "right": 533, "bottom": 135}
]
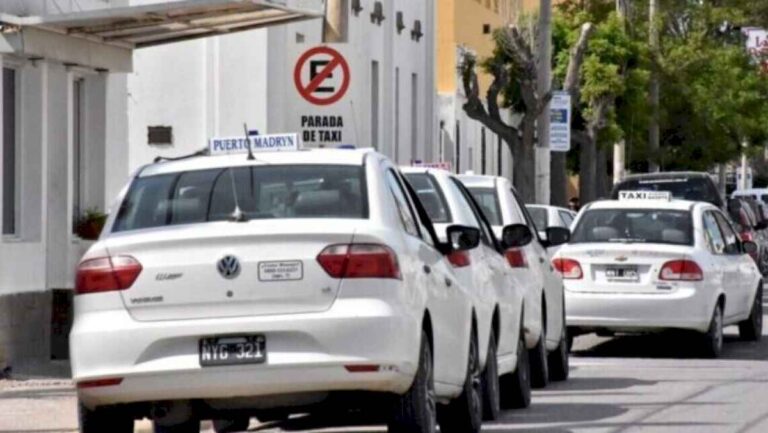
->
[
  {"left": 526, "top": 205, "right": 577, "bottom": 238},
  {"left": 403, "top": 167, "right": 532, "bottom": 415},
  {"left": 556, "top": 192, "right": 763, "bottom": 358},
  {"left": 727, "top": 197, "right": 768, "bottom": 274},
  {"left": 459, "top": 174, "right": 570, "bottom": 389},
  {"left": 72, "top": 148, "right": 486, "bottom": 433},
  {"left": 732, "top": 188, "right": 768, "bottom": 205},
  {"left": 611, "top": 172, "right": 725, "bottom": 209}
]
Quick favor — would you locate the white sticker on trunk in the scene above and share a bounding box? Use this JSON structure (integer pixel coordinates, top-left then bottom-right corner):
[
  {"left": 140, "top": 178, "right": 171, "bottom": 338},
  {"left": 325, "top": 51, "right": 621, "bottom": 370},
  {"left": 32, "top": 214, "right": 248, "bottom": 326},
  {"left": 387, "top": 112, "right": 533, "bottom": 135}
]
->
[{"left": 258, "top": 261, "right": 304, "bottom": 282}]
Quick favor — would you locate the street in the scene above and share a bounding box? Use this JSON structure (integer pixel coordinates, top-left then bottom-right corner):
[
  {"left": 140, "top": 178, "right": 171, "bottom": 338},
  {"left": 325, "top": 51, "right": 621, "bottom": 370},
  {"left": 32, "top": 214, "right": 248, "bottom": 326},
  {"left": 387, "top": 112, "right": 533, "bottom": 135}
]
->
[{"left": 2, "top": 292, "right": 767, "bottom": 433}]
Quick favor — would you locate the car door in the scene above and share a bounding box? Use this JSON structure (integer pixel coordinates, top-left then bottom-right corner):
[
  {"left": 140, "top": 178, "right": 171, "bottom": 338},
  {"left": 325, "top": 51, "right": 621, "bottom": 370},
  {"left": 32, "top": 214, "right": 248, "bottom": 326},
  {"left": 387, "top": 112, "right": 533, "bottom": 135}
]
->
[
  {"left": 701, "top": 210, "right": 729, "bottom": 313},
  {"left": 713, "top": 211, "right": 751, "bottom": 321},
  {"left": 386, "top": 167, "right": 468, "bottom": 388}
]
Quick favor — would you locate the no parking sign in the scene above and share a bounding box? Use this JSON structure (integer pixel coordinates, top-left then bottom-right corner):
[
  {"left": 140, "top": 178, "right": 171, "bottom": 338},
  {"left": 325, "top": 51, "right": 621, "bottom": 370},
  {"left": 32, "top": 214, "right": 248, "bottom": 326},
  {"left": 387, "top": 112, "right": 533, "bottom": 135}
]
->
[{"left": 294, "top": 46, "right": 351, "bottom": 106}]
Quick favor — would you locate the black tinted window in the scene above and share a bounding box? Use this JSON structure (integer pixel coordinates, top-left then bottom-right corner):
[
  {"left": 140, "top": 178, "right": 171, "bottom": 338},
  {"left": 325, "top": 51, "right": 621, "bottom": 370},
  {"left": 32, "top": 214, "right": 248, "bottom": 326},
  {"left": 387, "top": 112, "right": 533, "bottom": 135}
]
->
[
  {"left": 114, "top": 165, "right": 367, "bottom": 232},
  {"left": 404, "top": 173, "right": 452, "bottom": 223},
  {"left": 527, "top": 206, "right": 548, "bottom": 230},
  {"left": 571, "top": 209, "right": 693, "bottom": 246}
]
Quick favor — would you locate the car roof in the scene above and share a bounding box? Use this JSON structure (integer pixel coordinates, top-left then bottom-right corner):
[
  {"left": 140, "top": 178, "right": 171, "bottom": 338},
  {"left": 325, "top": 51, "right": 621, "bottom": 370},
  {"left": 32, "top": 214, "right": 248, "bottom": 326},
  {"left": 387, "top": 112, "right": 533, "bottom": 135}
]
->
[
  {"left": 137, "top": 148, "right": 377, "bottom": 177},
  {"left": 527, "top": 204, "right": 573, "bottom": 213},
  {"left": 585, "top": 199, "right": 709, "bottom": 212},
  {"left": 400, "top": 166, "right": 454, "bottom": 176},
  {"left": 457, "top": 174, "right": 498, "bottom": 188}
]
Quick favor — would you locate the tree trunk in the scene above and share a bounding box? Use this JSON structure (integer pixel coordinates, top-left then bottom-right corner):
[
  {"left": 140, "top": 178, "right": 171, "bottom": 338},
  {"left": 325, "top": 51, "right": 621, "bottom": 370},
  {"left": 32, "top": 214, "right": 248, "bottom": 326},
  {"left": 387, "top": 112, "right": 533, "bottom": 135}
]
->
[
  {"left": 516, "top": 119, "right": 537, "bottom": 203},
  {"left": 596, "top": 146, "right": 609, "bottom": 199},
  {"left": 580, "top": 137, "right": 597, "bottom": 204},
  {"left": 550, "top": 153, "right": 567, "bottom": 206}
]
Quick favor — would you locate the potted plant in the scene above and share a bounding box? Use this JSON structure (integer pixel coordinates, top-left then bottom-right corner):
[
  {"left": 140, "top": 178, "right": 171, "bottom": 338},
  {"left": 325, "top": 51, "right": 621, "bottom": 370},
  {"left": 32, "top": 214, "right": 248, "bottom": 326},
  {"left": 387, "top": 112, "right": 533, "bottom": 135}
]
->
[{"left": 75, "top": 208, "right": 108, "bottom": 240}]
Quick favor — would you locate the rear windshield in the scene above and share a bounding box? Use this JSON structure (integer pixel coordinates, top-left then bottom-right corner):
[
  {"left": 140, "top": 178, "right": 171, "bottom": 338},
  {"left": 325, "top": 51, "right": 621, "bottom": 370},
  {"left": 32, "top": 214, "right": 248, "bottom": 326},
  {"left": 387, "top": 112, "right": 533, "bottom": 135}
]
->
[
  {"left": 527, "top": 206, "right": 548, "bottom": 231},
  {"left": 466, "top": 187, "right": 503, "bottom": 226},
  {"left": 571, "top": 209, "right": 693, "bottom": 246},
  {"left": 113, "top": 165, "right": 367, "bottom": 233},
  {"left": 404, "top": 173, "right": 451, "bottom": 223},
  {"left": 613, "top": 177, "right": 721, "bottom": 206}
]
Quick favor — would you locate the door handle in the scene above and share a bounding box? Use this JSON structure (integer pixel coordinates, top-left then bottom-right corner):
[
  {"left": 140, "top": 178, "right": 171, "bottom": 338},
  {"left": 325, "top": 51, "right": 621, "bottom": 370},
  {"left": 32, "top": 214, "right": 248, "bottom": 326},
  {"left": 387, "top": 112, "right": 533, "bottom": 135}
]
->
[
  {"left": 539, "top": 257, "right": 546, "bottom": 264},
  {"left": 445, "top": 278, "right": 452, "bottom": 287},
  {"left": 423, "top": 265, "right": 431, "bottom": 274}
]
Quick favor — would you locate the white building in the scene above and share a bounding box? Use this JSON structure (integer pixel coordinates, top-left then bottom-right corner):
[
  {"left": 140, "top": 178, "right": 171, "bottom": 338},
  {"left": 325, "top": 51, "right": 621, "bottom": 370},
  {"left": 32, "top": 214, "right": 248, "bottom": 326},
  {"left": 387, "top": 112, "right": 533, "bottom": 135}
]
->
[
  {"left": 0, "top": 0, "right": 324, "bottom": 369},
  {"left": 128, "top": 0, "right": 437, "bottom": 173}
]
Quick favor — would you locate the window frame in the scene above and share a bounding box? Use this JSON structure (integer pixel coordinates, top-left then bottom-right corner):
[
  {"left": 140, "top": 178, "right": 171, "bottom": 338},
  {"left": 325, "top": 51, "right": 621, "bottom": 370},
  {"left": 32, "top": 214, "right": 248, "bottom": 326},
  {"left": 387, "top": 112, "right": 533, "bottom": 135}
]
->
[
  {"left": 702, "top": 210, "right": 726, "bottom": 254},
  {"left": 713, "top": 211, "right": 743, "bottom": 255},
  {"left": 451, "top": 178, "right": 502, "bottom": 252},
  {"left": 385, "top": 168, "right": 421, "bottom": 239}
]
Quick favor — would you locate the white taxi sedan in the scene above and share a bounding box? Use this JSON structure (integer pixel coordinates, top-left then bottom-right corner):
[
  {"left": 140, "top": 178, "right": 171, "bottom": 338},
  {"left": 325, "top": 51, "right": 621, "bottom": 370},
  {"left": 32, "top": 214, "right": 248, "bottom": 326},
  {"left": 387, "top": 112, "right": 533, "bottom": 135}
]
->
[
  {"left": 556, "top": 194, "right": 763, "bottom": 357},
  {"left": 71, "top": 148, "right": 484, "bottom": 433}
]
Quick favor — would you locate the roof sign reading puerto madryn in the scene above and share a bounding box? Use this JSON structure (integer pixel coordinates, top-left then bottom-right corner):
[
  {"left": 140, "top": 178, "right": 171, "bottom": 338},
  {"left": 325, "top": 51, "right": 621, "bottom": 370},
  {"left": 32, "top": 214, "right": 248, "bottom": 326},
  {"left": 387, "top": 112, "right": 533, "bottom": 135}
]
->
[{"left": 209, "top": 133, "right": 300, "bottom": 156}]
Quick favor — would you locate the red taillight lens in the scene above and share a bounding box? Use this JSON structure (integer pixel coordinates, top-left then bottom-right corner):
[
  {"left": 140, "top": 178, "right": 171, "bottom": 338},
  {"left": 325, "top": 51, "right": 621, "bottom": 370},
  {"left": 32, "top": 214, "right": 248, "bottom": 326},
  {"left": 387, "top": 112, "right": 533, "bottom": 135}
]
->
[
  {"left": 77, "top": 378, "right": 123, "bottom": 389},
  {"left": 447, "top": 250, "right": 471, "bottom": 268},
  {"left": 741, "top": 231, "right": 754, "bottom": 242},
  {"left": 317, "top": 244, "right": 401, "bottom": 279},
  {"left": 504, "top": 248, "right": 528, "bottom": 268},
  {"left": 552, "top": 258, "right": 583, "bottom": 279},
  {"left": 659, "top": 260, "right": 703, "bottom": 281},
  {"left": 75, "top": 256, "right": 142, "bottom": 295}
]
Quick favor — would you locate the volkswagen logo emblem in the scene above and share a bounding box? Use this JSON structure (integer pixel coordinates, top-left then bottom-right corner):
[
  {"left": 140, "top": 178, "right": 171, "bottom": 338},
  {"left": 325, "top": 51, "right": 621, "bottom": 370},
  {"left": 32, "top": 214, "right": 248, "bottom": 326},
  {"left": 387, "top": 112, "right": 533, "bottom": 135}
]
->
[{"left": 217, "top": 255, "right": 241, "bottom": 279}]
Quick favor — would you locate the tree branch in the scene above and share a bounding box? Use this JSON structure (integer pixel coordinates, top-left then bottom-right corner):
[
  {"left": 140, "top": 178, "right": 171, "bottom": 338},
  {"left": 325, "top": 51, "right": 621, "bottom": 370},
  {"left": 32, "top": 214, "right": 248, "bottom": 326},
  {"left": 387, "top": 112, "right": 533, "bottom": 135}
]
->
[{"left": 563, "top": 22, "right": 595, "bottom": 102}]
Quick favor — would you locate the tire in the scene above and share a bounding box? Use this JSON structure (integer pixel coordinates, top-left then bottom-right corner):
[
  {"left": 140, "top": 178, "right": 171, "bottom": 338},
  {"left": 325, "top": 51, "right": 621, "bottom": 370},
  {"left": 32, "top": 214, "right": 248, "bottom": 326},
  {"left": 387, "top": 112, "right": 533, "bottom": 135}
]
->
[
  {"left": 389, "top": 331, "right": 437, "bottom": 433},
  {"left": 529, "top": 326, "right": 549, "bottom": 389},
  {"left": 702, "top": 302, "right": 724, "bottom": 359},
  {"left": 548, "top": 318, "right": 570, "bottom": 382},
  {"left": 739, "top": 284, "right": 763, "bottom": 342},
  {"left": 154, "top": 420, "right": 201, "bottom": 433},
  {"left": 499, "top": 331, "right": 531, "bottom": 409},
  {"left": 79, "top": 404, "right": 133, "bottom": 433},
  {"left": 438, "top": 329, "right": 482, "bottom": 433},
  {"left": 481, "top": 331, "right": 501, "bottom": 421},
  {"left": 213, "top": 417, "right": 251, "bottom": 433}
]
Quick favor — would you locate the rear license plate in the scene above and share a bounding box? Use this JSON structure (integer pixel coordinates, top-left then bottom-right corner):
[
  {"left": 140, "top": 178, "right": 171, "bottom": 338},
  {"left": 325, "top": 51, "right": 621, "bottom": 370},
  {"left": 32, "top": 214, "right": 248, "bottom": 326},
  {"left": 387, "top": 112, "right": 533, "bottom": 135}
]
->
[
  {"left": 258, "top": 261, "right": 303, "bottom": 282},
  {"left": 606, "top": 266, "right": 639, "bottom": 282},
  {"left": 199, "top": 335, "right": 266, "bottom": 367}
]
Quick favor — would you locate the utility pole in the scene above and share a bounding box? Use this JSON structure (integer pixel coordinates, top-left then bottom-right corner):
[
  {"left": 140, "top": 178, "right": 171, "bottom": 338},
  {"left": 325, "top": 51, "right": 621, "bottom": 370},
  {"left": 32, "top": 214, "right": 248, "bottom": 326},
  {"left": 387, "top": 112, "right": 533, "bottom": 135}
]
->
[
  {"left": 536, "top": 0, "right": 552, "bottom": 204},
  {"left": 648, "top": 0, "right": 660, "bottom": 172},
  {"left": 613, "top": 0, "right": 628, "bottom": 184}
]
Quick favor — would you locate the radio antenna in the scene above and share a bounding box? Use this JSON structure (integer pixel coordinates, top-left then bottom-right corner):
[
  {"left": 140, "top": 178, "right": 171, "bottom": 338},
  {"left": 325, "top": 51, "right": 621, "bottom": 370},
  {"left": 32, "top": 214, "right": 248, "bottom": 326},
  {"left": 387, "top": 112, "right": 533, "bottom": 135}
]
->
[{"left": 244, "top": 123, "right": 256, "bottom": 161}]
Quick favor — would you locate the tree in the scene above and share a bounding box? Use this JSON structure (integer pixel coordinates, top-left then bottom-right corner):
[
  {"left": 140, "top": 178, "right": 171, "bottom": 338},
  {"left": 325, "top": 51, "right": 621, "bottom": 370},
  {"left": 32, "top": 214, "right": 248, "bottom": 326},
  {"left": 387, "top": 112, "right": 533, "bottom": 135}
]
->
[{"left": 460, "top": 18, "right": 593, "bottom": 203}]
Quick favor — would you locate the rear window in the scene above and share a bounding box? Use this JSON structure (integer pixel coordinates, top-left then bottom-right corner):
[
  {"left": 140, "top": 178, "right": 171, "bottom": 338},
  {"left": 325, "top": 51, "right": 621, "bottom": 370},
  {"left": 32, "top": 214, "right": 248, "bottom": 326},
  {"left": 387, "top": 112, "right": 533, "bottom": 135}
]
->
[
  {"left": 466, "top": 187, "right": 502, "bottom": 226},
  {"left": 404, "top": 173, "right": 451, "bottom": 223},
  {"left": 613, "top": 177, "right": 721, "bottom": 206},
  {"left": 527, "top": 206, "right": 548, "bottom": 231},
  {"left": 113, "top": 165, "right": 367, "bottom": 232},
  {"left": 571, "top": 209, "right": 693, "bottom": 246}
]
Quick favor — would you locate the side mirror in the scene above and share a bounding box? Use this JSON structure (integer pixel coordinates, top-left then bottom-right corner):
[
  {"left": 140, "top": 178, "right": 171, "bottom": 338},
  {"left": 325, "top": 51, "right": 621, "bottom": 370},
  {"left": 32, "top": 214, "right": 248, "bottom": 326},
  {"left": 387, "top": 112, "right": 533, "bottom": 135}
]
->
[
  {"left": 501, "top": 224, "right": 534, "bottom": 249},
  {"left": 447, "top": 225, "right": 481, "bottom": 252},
  {"left": 545, "top": 227, "right": 571, "bottom": 247},
  {"left": 743, "top": 240, "right": 759, "bottom": 255}
]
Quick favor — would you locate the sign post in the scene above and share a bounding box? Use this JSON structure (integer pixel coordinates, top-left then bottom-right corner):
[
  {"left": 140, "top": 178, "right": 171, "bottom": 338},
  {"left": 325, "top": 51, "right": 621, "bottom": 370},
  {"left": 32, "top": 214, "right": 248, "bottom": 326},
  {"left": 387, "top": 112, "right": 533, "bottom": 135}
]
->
[{"left": 549, "top": 91, "right": 571, "bottom": 152}]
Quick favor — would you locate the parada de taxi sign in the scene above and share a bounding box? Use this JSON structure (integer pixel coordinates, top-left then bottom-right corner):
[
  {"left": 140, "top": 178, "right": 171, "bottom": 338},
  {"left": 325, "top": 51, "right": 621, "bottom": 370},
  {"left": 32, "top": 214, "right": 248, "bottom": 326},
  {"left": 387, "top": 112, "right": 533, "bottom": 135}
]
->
[
  {"left": 619, "top": 190, "right": 673, "bottom": 201},
  {"left": 209, "top": 133, "right": 300, "bottom": 156}
]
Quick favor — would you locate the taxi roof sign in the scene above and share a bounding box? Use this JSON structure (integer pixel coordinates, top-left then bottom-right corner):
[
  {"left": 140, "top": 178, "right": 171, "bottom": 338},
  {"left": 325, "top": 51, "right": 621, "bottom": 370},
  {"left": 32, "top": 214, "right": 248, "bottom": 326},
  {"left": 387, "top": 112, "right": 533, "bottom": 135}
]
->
[
  {"left": 209, "top": 133, "right": 300, "bottom": 156},
  {"left": 412, "top": 161, "right": 453, "bottom": 171},
  {"left": 619, "top": 190, "right": 672, "bottom": 201}
]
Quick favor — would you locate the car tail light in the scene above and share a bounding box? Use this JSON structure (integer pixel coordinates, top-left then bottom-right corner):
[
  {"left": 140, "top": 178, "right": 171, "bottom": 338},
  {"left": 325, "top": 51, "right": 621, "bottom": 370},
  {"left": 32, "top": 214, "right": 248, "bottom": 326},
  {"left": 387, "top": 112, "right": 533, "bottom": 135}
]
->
[
  {"left": 76, "top": 378, "right": 123, "bottom": 389},
  {"left": 447, "top": 250, "right": 471, "bottom": 268},
  {"left": 345, "top": 365, "right": 380, "bottom": 373},
  {"left": 741, "top": 231, "right": 754, "bottom": 242},
  {"left": 552, "top": 258, "right": 583, "bottom": 279},
  {"left": 505, "top": 248, "right": 528, "bottom": 268},
  {"left": 317, "top": 244, "right": 401, "bottom": 279},
  {"left": 75, "top": 256, "right": 142, "bottom": 295},
  {"left": 659, "top": 260, "right": 703, "bottom": 281}
]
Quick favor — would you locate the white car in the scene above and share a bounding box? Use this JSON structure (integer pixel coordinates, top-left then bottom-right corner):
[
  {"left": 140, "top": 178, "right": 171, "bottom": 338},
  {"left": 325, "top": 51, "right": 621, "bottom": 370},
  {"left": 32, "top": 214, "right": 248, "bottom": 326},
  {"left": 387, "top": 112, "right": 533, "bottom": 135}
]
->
[
  {"left": 403, "top": 167, "right": 530, "bottom": 414},
  {"left": 556, "top": 194, "right": 763, "bottom": 357},
  {"left": 459, "top": 175, "right": 570, "bottom": 388},
  {"left": 526, "top": 205, "right": 577, "bottom": 238},
  {"left": 71, "top": 148, "right": 485, "bottom": 433}
]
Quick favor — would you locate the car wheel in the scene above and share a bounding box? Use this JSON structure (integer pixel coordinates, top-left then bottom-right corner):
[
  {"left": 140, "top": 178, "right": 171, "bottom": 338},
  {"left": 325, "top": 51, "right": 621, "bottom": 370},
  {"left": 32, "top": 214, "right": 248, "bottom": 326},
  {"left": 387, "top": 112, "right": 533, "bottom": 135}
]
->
[
  {"left": 548, "top": 318, "right": 570, "bottom": 382},
  {"left": 529, "top": 323, "right": 549, "bottom": 388},
  {"left": 702, "top": 302, "right": 724, "bottom": 359},
  {"left": 79, "top": 404, "right": 133, "bottom": 433},
  {"left": 499, "top": 330, "right": 531, "bottom": 409},
  {"left": 481, "top": 330, "right": 501, "bottom": 421},
  {"left": 213, "top": 417, "right": 251, "bottom": 433},
  {"left": 154, "top": 420, "right": 201, "bottom": 433},
  {"left": 739, "top": 283, "right": 763, "bottom": 342},
  {"left": 438, "top": 329, "right": 482, "bottom": 433},
  {"left": 389, "top": 330, "right": 437, "bottom": 433}
]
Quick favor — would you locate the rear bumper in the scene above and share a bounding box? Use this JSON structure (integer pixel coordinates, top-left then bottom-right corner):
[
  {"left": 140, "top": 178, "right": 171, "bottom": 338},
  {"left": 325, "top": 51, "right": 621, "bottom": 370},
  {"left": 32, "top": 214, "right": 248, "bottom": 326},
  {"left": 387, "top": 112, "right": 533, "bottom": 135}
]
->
[
  {"left": 565, "top": 286, "right": 713, "bottom": 334},
  {"left": 71, "top": 297, "right": 419, "bottom": 408}
]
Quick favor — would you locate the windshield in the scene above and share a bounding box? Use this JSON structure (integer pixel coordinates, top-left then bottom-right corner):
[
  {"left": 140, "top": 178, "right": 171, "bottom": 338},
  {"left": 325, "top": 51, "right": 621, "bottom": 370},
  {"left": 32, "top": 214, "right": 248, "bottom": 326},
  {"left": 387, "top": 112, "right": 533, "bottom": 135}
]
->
[
  {"left": 613, "top": 177, "right": 720, "bottom": 206},
  {"left": 527, "top": 206, "right": 548, "bottom": 231},
  {"left": 571, "top": 209, "right": 693, "bottom": 246},
  {"left": 465, "top": 187, "right": 503, "bottom": 226},
  {"left": 403, "top": 173, "right": 451, "bottom": 223},
  {"left": 113, "top": 165, "right": 367, "bottom": 233}
]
